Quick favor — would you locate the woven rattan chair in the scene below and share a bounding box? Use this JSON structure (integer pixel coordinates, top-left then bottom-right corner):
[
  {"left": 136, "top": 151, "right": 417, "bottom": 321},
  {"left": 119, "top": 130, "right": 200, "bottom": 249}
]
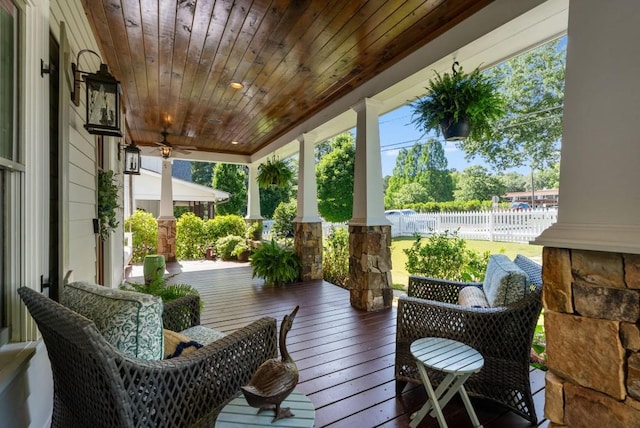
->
[
  {"left": 18, "top": 286, "right": 278, "bottom": 428},
  {"left": 395, "top": 254, "right": 543, "bottom": 424}
]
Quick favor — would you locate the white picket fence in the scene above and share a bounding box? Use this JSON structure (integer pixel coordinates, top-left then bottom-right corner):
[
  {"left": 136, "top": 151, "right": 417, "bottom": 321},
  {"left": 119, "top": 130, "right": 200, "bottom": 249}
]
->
[{"left": 262, "top": 208, "right": 557, "bottom": 243}]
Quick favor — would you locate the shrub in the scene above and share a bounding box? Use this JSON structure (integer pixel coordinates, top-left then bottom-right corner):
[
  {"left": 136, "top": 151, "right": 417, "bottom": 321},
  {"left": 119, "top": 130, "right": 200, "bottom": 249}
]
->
[
  {"left": 204, "top": 215, "right": 246, "bottom": 246},
  {"left": 250, "top": 239, "right": 300, "bottom": 286},
  {"left": 215, "top": 235, "right": 245, "bottom": 260},
  {"left": 176, "top": 212, "right": 206, "bottom": 260},
  {"left": 246, "top": 220, "right": 263, "bottom": 240},
  {"left": 124, "top": 210, "right": 158, "bottom": 263},
  {"left": 272, "top": 200, "right": 296, "bottom": 238},
  {"left": 323, "top": 226, "right": 350, "bottom": 288},
  {"left": 404, "top": 230, "right": 490, "bottom": 282}
]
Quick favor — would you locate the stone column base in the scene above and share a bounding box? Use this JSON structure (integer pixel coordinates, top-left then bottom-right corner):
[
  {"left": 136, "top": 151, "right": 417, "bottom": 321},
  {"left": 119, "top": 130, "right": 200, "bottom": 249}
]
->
[
  {"left": 157, "top": 219, "right": 176, "bottom": 262},
  {"left": 294, "top": 221, "right": 323, "bottom": 281},
  {"left": 348, "top": 224, "right": 393, "bottom": 311}
]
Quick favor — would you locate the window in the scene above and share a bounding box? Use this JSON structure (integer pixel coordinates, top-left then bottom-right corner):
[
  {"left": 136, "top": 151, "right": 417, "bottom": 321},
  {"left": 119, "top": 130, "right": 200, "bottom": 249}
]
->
[{"left": 0, "top": 0, "right": 18, "bottom": 346}]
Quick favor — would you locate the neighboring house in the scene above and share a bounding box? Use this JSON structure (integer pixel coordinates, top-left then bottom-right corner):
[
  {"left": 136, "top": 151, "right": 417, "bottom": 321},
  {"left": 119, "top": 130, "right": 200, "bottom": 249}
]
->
[
  {"left": 504, "top": 189, "right": 559, "bottom": 208},
  {"left": 124, "top": 167, "right": 230, "bottom": 218}
]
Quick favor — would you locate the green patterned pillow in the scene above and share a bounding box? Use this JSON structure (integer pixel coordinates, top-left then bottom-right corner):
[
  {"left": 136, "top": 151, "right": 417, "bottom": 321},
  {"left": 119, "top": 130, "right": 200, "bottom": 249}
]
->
[
  {"left": 483, "top": 255, "right": 530, "bottom": 307},
  {"left": 62, "top": 281, "right": 164, "bottom": 360}
]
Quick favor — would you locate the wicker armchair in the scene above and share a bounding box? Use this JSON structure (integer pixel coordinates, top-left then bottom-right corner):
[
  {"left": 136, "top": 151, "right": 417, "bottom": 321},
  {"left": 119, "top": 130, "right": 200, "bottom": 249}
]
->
[
  {"left": 395, "top": 254, "right": 543, "bottom": 424},
  {"left": 18, "top": 286, "right": 278, "bottom": 428}
]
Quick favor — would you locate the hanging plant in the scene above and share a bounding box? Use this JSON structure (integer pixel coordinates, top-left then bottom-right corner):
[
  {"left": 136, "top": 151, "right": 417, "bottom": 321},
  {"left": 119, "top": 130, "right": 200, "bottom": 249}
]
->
[
  {"left": 257, "top": 156, "right": 294, "bottom": 188},
  {"left": 411, "top": 62, "right": 505, "bottom": 141},
  {"left": 97, "top": 170, "right": 120, "bottom": 239}
]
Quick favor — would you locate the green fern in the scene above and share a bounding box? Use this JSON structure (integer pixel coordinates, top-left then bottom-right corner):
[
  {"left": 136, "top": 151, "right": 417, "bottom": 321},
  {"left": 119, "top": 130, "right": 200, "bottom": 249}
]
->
[
  {"left": 250, "top": 239, "right": 300, "bottom": 286},
  {"left": 123, "top": 275, "right": 202, "bottom": 310}
]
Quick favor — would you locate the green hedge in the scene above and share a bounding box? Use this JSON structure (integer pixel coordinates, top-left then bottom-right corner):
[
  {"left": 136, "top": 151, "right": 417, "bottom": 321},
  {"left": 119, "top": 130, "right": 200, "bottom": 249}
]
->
[
  {"left": 124, "top": 210, "right": 158, "bottom": 263},
  {"left": 402, "top": 200, "right": 509, "bottom": 212}
]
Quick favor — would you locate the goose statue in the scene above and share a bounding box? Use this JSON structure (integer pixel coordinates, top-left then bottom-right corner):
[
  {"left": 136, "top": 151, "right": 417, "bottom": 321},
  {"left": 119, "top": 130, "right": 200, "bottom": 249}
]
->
[{"left": 241, "top": 305, "right": 300, "bottom": 422}]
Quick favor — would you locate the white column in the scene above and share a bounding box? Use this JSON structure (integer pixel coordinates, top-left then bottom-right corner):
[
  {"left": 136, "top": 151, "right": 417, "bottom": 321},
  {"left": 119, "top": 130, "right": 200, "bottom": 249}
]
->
[
  {"left": 246, "top": 163, "right": 262, "bottom": 220},
  {"left": 158, "top": 158, "right": 175, "bottom": 219},
  {"left": 350, "top": 98, "right": 389, "bottom": 226},
  {"left": 535, "top": 0, "right": 640, "bottom": 254},
  {"left": 295, "top": 132, "right": 321, "bottom": 223}
]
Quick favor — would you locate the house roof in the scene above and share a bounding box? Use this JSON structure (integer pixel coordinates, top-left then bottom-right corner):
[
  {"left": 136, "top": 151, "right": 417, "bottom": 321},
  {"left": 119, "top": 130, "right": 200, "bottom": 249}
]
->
[{"left": 133, "top": 168, "right": 230, "bottom": 203}]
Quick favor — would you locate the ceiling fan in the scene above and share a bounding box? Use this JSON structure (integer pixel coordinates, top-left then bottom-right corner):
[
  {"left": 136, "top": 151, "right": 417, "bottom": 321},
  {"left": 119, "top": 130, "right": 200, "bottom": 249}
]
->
[{"left": 154, "top": 130, "right": 196, "bottom": 158}]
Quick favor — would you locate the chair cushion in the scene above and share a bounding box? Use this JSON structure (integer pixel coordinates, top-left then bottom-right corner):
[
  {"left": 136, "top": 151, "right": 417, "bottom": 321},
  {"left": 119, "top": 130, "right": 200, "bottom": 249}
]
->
[
  {"left": 483, "top": 255, "right": 530, "bottom": 307},
  {"left": 181, "top": 325, "right": 226, "bottom": 345},
  {"left": 163, "top": 329, "right": 202, "bottom": 359},
  {"left": 458, "top": 286, "right": 490, "bottom": 308},
  {"left": 62, "top": 281, "right": 164, "bottom": 360}
]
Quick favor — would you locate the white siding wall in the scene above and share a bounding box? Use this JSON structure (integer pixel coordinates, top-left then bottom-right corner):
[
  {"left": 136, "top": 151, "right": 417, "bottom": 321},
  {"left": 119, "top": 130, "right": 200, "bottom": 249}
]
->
[{"left": 0, "top": 1, "right": 125, "bottom": 426}]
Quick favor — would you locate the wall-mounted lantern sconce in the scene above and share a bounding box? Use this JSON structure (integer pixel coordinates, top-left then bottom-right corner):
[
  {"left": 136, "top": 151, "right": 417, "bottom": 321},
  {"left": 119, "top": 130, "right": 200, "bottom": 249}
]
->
[
  {"left": 159, "top": 146, "right": 172, "bottom": 159},
  {"left": 123, "top": 142, "right": 141, "bottom": 175},
  {"left": 71, "top": 49, "right": 122, "bottom": 137}
]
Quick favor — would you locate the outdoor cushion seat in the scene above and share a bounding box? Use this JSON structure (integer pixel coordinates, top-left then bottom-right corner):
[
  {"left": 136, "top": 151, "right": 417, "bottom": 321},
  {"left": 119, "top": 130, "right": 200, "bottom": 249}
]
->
[
  {"left": 19, "top": 285, "right": 278, "bottom": 428},
  {"left": 395, "top": 254, "right": 543, "bottom": 424}
]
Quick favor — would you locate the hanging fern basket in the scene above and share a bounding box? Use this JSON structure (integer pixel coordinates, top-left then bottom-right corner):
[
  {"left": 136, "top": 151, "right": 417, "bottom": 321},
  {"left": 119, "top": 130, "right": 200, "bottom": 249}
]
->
[
  {"left": 440, "top": 116, "right": 471, "bottom": 141},
  {"left": 257, "top": 156, "right": 294, "bottom": 188}
]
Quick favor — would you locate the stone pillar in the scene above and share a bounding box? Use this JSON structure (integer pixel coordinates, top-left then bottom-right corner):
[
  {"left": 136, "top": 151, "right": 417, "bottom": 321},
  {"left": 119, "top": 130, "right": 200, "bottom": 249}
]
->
[
  {"left": 349, "top": 98, "right": 392, "bottom": 311},
  {"left": 294, "top": 222, "right": 322, "bottom": 281},
  {"left": 542, "top": 247, "right": 640, "bottom": 427},
  {"left": 157, "top": 220, "right": 176, "bottom": 262},
  {"left": 294, "top": 133, "right": 323, "bottom": 281},
  {"left": 349, "top": 224, "right": 393, "bottom": 311},
  {"left": 158, "top": 158, "right": 176, "bottom": 262}
]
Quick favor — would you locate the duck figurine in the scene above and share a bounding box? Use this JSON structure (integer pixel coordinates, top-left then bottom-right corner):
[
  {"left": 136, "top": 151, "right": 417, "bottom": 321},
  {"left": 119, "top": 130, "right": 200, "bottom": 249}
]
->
[{"left": 241, "top": 305, "right": 300, "bottom": 422}]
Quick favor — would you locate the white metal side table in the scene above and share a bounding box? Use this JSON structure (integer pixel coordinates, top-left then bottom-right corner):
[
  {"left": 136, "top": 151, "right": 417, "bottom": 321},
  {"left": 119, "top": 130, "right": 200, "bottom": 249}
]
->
[
  {"left": 410, "top": 337, "right": 484, "bottom": 428},
  {"left": 215, "top": 389, "right": 315, "bottom": 428}
]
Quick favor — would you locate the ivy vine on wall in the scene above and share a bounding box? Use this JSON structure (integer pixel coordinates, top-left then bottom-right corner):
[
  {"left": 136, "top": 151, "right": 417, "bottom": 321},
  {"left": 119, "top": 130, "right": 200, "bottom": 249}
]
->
[{"left": 98, "top": 170, "right": 120, "bottom": 239}]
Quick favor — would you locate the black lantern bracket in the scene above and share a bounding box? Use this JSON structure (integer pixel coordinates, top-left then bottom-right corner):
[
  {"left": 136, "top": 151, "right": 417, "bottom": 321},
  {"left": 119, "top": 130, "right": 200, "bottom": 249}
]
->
[
  {"left": 123, "top": 141, "right": 141, "bottom": 175},
  {"left": 71, "top": 49, "right": 123, "bottom": 137}
]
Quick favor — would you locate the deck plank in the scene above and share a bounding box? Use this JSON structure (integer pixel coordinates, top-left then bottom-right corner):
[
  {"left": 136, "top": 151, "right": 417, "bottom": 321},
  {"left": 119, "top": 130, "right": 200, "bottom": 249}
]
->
[{"left": 129, "top": 261, "right": 548, "bottom": 427}]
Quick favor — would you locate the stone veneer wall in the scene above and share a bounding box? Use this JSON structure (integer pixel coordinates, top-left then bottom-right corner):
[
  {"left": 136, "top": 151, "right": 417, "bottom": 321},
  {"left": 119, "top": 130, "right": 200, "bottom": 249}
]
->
[
  {"left": 293, "top": 221, "right": 322, "bottom": 281},
  {"left": 348, "top": 225, "right": 393, "bottom": 311},
  {"left": 543, "top": 247, "right": 640, "bottom": 428},
  {"left": 157, "top": 219, "right": 176, "bottom": 262}
]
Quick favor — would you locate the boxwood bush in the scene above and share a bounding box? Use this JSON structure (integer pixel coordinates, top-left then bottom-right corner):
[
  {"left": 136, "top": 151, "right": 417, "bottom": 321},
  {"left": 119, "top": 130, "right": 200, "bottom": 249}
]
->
[{"left": 124, "top": 210, "right": 158, "bottom": 263}]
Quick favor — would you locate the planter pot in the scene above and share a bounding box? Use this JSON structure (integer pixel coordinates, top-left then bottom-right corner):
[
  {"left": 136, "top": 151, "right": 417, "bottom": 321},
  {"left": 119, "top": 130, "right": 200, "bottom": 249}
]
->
[
  {"left": 143, "top": 255, "right": 165, "bottom": 285},
  {"left": 440, "top": 117, "right": 471, "bottom": 141},
  {"left": 237, "top": 250, "right": 250, "bottom": 262}
]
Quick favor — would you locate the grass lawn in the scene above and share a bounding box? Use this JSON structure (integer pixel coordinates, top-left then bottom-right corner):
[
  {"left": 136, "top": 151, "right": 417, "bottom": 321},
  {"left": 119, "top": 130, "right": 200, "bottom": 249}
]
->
[{"left": 390, "top": 237, "right": 543, "bottom": 288}]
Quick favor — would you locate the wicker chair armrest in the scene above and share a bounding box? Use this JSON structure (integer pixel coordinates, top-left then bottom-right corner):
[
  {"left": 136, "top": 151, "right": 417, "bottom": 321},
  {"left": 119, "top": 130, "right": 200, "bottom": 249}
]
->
[
  {"left": 407, "top": 275, "right": 482, "bottom": 304},
  {"left": 121, "top": 316, "right": 278, "bottom": 426},
  {"left": 396, "top": 294, "right": 541, "bottom": 359},
  {"left": 162, "top": 294, "right": 201, "bottom": 331}
]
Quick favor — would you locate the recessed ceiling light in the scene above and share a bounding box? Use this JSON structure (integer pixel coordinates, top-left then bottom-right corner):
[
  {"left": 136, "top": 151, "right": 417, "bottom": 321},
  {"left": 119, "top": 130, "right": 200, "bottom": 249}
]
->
[
  {"left": 231, "top": 141, "right": 239, "bottom": 145},
  {"left": 230, "top": 82, "right": 244, "bottom": 89}
]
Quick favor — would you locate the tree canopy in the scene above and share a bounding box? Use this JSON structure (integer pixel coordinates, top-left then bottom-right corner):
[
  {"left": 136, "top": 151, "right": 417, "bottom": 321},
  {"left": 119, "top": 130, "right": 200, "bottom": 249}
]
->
[
  {"left": 191, "top": 161, "right": 214, "bottom": 187},
  {"left": 454, "top": 166, "right": 505, "bottom": 201},
  {"left": 212, "top": 163, "right": 247, "bottom": 216},
  {"left": 316, "top": 133, "right": 355, "bottom": 222},
  {"left": 458, "top": 38, "right": 566, "bottom": 171},
  {"left": 385, "top": 138, "right": 454, "bottom": 207}
]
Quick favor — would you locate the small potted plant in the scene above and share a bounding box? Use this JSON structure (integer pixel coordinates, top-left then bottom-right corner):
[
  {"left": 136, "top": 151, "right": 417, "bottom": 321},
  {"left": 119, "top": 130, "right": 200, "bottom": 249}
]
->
[
  {"left": 411, "top": 62, "right": 504, "bottom": 141},
  {"left": 257, "top": 156, "right": 294, "bottom": 188}
]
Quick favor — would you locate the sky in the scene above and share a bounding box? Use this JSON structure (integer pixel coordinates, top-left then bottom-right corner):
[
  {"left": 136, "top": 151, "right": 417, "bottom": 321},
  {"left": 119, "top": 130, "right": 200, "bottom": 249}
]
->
[{"left": 375, "top": 104, "right": 527, "bottom": 177}]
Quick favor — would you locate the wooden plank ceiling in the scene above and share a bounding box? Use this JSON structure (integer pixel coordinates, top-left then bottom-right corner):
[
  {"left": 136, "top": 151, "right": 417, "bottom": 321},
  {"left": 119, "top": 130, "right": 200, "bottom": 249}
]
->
[{"left": 82, "top": 0, "right": 492, "bottom": 157}]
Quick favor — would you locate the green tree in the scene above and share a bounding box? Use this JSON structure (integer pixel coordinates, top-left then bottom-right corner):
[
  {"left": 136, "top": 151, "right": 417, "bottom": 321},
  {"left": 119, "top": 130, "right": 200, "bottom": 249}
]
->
[
  {"left": 191, "top": 161, "right": 215, "bottom": 187},
  {"left": 532, "top": 162, "right": 560, "bottom": 190},
  {"left": 212, "top": 163, "right": 247, "bottom": 215},
  {"left": 454, "top": 165, "right": 505, "bottom": 201},
  {"left": 260, "top": 184, "right": 293, "bottom": 219},
  {"left": 500, "top": 172, "right": 528, "bottom": 193},
  {"left": 458, "top": 38, "right": 566, "bottom": 171},
  {"left": 394, "top": 182, "right": 430, "bottom": 206},
  {"left": 385, "top": 139, "right": 453, "bottom": 207},
  {"left": 272, "top": 200, "right": 297, "bottom": 238},
  {"left": 316, "top": 133, "right": 355, "bottom": 222},
  {"left": 314, "top": 140, "right": 332, "bottom": 163}
]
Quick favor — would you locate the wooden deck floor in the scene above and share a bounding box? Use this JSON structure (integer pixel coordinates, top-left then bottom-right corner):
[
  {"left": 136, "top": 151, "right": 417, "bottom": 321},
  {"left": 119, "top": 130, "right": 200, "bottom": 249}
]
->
[{"left": 128, "top": 261, "right": 547, "bottom": 428}]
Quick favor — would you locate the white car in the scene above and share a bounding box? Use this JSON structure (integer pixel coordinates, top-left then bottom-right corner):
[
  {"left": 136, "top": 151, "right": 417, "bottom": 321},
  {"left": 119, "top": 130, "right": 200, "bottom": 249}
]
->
[{"left": 384, "top": 209, "right": 436, "bottom": 233}]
